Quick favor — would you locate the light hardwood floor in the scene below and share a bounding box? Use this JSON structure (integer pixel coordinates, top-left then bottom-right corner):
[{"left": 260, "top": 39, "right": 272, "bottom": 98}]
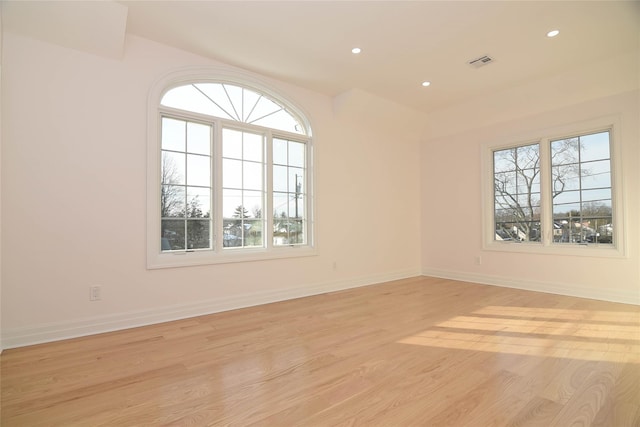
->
[{"left": 2, "top": 276, "right": 639, "bottom": 426}]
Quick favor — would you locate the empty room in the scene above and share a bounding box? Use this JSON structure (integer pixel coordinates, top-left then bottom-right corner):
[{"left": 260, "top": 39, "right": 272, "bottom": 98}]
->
[{"left": 1, "top": 1, "right": 639, "bottom": 425}]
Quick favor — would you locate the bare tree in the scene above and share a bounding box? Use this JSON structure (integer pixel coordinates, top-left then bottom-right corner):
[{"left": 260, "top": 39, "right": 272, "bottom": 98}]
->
[
  {"left": 160, "top": 153, "right": 184, "bottom": 218},
  {"left": 550, "top": 137, "right": 582, "bottom": 201},
  {"left": 494, "top": 137, "right": 604, "bottom": 242},
  {"left": 160, "top": 154, "right": 185, "bottom": 249},
  {"left": 494, "top": 144, "right": 541, "bottom": 241}
]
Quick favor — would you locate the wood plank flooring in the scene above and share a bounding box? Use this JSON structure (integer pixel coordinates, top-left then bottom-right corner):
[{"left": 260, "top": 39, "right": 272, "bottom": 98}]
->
[{"left": 2, "top": 276, "right": 639, "bottom": 426}]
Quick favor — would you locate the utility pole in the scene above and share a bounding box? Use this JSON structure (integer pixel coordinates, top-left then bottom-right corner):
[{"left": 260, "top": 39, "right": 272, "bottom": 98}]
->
[{"left": 294, "top": 174, "right": 301, "bottom": 218}]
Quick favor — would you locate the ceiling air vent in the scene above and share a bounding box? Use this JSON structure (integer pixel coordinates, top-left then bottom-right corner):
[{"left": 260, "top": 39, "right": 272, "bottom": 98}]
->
[{"left": 468, "top": 55, "right": 494, "bottom": 68}]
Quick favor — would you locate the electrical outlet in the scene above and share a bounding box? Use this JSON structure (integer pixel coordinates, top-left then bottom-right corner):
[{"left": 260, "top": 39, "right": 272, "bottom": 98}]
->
[
  {"left": 90, "top": 285, "right": 101, "bottom": 301},
  {"left": 475, "top": 256, "right": 482, "bottom": 265}
]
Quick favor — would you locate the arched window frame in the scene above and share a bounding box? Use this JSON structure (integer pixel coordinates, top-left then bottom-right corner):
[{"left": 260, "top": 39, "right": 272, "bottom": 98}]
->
[{"left": 147, "top": 67, "right": 315, "bottom": 269}]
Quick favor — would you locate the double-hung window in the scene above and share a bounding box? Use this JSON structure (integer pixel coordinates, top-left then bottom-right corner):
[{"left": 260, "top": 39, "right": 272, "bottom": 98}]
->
[
  {"left": 485, "top": 121, "right": 623, "bottom": 256},
  {"left": 148, "top": 79, "right": 314, "bottom": 268}
]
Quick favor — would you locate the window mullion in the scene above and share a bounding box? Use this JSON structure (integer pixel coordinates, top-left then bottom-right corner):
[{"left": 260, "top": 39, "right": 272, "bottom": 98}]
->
[
  {"left": 577, "top": 136, "right": 583, "bottom": 229},
  {"left": 214, "top": 120, "right": 224, "bottom": 252},
  {"left": 539, "top": 138, "right": 552, "bottom": 246},
  {"left": 305, "top": 137, "right": 312, "bottom": 247},
  {"left": 266, "top": 131, "right": 274, "bottom": 250},
  {"left": 182, "top": 123, "right": 189, "bottom": 251}
]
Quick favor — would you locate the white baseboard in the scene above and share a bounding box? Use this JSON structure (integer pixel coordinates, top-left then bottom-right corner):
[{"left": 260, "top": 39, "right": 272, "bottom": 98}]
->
[
  {"left": 421, "top": 268, "right": 640, "bottom": 306},
  {"left": 1, "top": 269, "right": 421, "bottom": 350}
]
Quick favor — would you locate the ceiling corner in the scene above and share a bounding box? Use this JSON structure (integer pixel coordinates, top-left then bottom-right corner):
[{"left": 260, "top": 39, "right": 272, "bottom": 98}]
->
[{"left": 3, "top": 0, "right": 128, "bottom": 60}]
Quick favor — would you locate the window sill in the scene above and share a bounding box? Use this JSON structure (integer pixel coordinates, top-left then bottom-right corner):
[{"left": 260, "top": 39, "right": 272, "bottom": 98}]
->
[
  {"left": 147, "top": 246, "right": 317, "bottom": 269},
  {"left": 482, "top": 240, "right": 625, "bottom": 259}
]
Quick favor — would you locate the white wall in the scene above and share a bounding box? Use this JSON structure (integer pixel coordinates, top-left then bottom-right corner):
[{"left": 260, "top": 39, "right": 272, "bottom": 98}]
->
[
  {"left": 0, "top": 32, "right": 421, "bottom": 348},
  {"left": 3, "top": 14, "right": 636, "bottom": 351},
  {"left": 0, "top": 4, "right": 4, "bottom": 352},
  {"left": 420, "top": 51, "right": 640, "bottom": 305}
]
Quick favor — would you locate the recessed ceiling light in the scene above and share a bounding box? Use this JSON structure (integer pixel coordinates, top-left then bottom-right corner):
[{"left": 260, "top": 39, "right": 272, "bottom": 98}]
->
[
  {"left": 421, "top": 81, "right": 431, "bottom": 87},
  {"left": 547, "top": 30, "right": 560, "bottom": 38},
  {"left": 351, "top": 47, "right": 362, "bottom": 54}
]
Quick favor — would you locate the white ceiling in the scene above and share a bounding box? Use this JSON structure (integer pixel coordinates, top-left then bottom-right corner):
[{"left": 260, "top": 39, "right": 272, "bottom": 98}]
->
[{"left": 4, "top": 1, "right": 640, "bottom": 114}]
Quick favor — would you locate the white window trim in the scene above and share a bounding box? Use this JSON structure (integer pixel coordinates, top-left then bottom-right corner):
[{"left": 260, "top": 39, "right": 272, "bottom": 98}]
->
[
  {"left": 146, "top": 67, "right": 316, "bottom": 269},
  {"left": 481, "top": 115, "right": 626, "bottom": 258}
]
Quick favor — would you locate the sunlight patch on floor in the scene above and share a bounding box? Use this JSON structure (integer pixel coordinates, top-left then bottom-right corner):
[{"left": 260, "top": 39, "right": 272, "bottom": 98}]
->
[{"left": 398, "top": 306, "right": 640, "bottom": 363}]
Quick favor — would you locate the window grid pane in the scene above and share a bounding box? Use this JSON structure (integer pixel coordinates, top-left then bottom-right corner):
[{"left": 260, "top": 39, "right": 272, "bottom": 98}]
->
[
  {"left": 222, "top": 129, "right": 265, "bottom": 249},
  {"left": 493, "top": 143, "right": 541, "bottom": 242},
  {"left": 161, "top": 117, "right": 212, "bottom": 251},
  {"left": 273, "top": 138, "right": 306, "bottom": 246},
  {"left": 551, "top": 131, "right": 612, "bottom": 245}
]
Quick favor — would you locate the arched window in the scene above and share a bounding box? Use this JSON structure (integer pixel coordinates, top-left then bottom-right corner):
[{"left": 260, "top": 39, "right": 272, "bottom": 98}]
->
[
  {"left": 161, "top": 83, "right": 307, "bottom": 134},
  {"left": 147, "top": 74, "right": 314, "bottom": 268}
]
